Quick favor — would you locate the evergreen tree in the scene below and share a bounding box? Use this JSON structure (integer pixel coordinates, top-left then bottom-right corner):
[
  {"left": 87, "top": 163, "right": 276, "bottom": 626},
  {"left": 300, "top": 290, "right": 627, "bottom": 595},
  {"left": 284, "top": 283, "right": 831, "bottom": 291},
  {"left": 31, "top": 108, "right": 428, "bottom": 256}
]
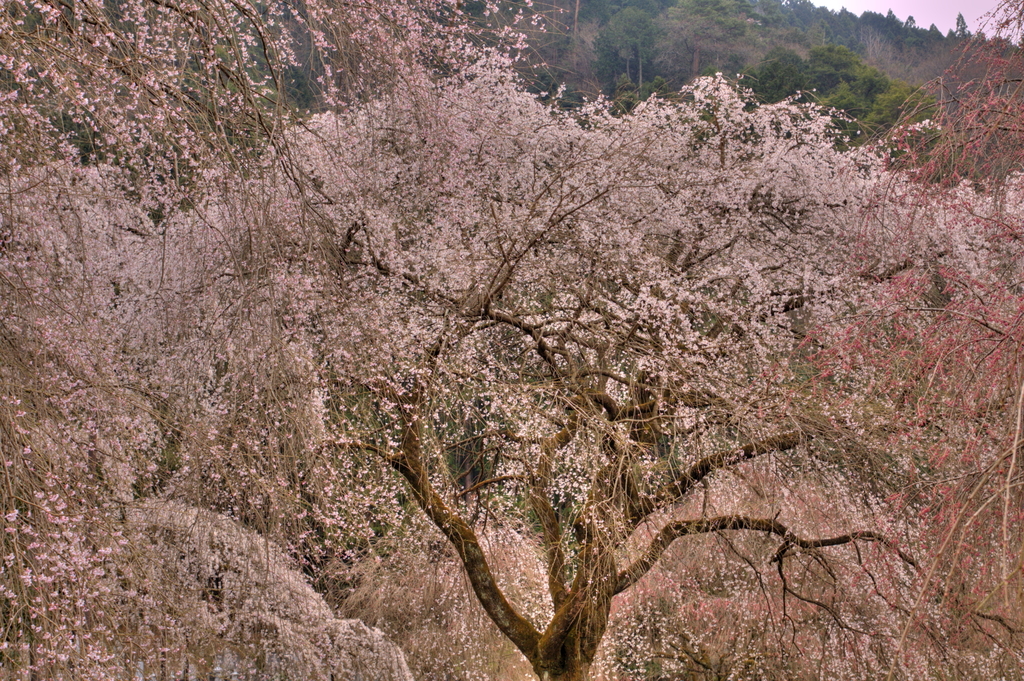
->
[{"left": 955, "top": 12, "right": 970, "bottom": 39}]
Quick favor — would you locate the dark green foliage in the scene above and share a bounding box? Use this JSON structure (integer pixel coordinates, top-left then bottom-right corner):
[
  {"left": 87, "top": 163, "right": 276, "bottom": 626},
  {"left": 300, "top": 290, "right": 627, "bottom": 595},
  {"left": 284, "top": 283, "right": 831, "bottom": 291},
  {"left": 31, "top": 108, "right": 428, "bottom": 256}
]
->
[
  {"left": 640, "top": 75, "right": 672, "bottom": 100},
  {"left": 744, "top": 43, "right": 935, "bottom": 142},
  {"left": 744, "top": 47, "right": 808, "bottom": 103},
  {"left": 595, "top": 7, "right": 661, "bottom": 87},
  {"left": 611, "top": 74, "right": 640, "bottom": 113},
  {"left": 807, "top": 44, "right": 863, "bottom": 91},
  {"left": 673, "top": 0, "right": 751, "bottom": 46},
  {"left": 955, "top": 12, "right": 970, "bottom": 39}
]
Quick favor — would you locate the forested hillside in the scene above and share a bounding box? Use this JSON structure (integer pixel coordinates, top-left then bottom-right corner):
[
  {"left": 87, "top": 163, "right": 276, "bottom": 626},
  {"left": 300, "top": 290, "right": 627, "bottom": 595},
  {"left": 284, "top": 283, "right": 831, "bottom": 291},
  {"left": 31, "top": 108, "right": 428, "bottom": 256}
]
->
[
  {"left": 2, "top": 1, "right": 1024, "bottom": 680},
  {"left": 512, "top": 0, "right": 971, "bottom": 136}
]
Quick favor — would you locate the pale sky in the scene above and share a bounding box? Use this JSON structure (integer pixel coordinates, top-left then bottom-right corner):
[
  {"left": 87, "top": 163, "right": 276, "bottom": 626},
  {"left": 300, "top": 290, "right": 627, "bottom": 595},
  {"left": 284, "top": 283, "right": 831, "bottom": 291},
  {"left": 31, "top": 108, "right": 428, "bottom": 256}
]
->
[{"left": 814, "top": 0, "right": 1003, "bottom": 34}]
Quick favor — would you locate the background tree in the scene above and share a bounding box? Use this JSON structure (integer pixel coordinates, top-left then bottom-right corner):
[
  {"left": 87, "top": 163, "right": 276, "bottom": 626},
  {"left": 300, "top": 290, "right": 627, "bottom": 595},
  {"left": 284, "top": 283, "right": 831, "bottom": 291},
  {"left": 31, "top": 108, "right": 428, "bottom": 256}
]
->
[
  {"left": 521, "top": 0, "right": 961, "bottom": 113},
  {"left": 659, "top": 0, "right": 753, "bottom": 81},
  {"left": 595, "top": 6, "right": 661, "bottom": 88},
  {"left": 744, "top": 46, "right": 809, "bottom": 102},
  {"left": 956, "top": 12, "right": 971, "bottom": 39},
  {"left": 745, "top": 44, "right": 934, "bottom": 141}
]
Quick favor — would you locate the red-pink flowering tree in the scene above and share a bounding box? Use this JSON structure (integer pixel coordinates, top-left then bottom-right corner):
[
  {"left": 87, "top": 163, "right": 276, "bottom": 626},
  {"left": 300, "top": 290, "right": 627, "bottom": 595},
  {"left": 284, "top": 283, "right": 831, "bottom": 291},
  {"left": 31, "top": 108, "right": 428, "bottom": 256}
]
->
[
  {"left": 815, "top": 4, "right": 1024, "bottom": 674},
  {"left": 814, "top": 175, "right": 1024, "bottom": 681},
  {"left": 893, "top": 0, "right": 1024, "bottom": 187}
]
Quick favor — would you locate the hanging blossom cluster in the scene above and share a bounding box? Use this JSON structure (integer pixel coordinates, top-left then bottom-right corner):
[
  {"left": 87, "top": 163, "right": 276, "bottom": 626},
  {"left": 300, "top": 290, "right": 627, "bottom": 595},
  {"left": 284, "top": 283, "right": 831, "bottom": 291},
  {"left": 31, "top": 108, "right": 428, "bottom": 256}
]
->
[{"left": 0, "top": 0, "right": 517, "bottom": 217}]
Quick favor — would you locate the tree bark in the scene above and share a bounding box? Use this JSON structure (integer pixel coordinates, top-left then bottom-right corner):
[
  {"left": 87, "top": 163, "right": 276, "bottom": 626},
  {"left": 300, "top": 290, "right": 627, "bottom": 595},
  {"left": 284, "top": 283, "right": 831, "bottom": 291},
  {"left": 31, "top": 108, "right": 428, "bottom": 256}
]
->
[{"left": 535, "top": 661, "right": 591, "bottom": 681}]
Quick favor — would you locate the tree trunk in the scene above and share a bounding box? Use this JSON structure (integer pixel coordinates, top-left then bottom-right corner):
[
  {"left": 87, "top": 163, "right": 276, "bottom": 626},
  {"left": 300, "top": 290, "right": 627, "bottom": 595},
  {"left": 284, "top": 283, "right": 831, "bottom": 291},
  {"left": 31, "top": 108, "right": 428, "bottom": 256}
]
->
[
  {"left": 533, "top": 649, "right": 593, "bottom": 681},
  {"left": 536, "top": 663, "right": 590, "bottom": 681},
  {"left": 529, "top": 567, "right": 613, "bottom": 681},
  {"left": 638, "top": 46, "right": 643, "bottom": 87}
]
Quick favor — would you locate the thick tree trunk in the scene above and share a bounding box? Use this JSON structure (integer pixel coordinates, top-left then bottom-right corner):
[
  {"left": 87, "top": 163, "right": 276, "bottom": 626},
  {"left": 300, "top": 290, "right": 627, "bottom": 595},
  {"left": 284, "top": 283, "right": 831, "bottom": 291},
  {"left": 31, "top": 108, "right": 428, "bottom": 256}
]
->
[
  {"left": 529, "top": 555, "right": 614, "bottom": 681},
  {"left": 533, "top": 643, "right": 594, "bottom": 681}
]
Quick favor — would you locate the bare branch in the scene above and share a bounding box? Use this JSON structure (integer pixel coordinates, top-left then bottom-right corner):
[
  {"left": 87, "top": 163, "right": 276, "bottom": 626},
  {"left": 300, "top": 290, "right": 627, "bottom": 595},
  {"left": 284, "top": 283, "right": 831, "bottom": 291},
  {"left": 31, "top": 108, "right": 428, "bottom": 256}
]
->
[
  {"left": 973, "top": 610, "right": 1023, "bottom": 634},
  {"left": 457, "top": 474, "right": 525, "bottom": 498},
  {"left": 484, "top": 308, "right": 562, "bottom": 373},
  {"left": 587, "top": 390, "right": 621, "bottom": 420}
]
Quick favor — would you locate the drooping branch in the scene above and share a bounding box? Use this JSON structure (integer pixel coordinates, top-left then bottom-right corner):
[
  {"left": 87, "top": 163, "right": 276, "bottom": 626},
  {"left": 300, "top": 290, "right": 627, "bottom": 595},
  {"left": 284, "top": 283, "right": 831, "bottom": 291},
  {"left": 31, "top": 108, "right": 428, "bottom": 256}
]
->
[{"left": 615, "top": 515, "right": 916, "bottom": 595}]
